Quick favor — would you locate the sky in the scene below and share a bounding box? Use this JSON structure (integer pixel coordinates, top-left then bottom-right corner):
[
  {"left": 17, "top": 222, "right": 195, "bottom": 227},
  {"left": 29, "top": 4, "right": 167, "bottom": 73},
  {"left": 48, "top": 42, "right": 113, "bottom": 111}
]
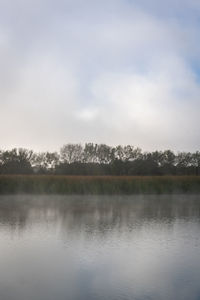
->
[{"left": 0, "top": 0, "right": 200, "bottom": 152}]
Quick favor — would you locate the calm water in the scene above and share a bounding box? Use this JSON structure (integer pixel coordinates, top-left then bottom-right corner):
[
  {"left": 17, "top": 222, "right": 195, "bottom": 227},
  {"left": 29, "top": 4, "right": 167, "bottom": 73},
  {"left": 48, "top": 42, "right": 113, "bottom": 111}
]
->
[{"left": 0, "top": 195, "right": 200, "bottom": 300}]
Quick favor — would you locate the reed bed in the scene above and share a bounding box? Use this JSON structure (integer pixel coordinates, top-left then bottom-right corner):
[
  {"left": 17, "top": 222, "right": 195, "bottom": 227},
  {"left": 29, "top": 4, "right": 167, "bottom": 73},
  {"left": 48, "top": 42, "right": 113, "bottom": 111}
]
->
[{"left": 0, "top": 175, "right": 200, "bottom": 194}]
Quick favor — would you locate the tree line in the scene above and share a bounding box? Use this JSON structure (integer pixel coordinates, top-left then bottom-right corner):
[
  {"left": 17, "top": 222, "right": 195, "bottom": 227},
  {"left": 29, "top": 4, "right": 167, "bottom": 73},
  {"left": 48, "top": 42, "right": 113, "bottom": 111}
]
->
[{"left": 0, "top": 143, "right": 200, "bottom": 175}]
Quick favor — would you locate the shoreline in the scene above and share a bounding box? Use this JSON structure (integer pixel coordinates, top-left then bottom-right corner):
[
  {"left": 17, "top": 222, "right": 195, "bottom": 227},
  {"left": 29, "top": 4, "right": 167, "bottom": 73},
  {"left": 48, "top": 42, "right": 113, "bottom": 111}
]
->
[{"left": 0, "top": 175, "right": 200, "bottom": 194}]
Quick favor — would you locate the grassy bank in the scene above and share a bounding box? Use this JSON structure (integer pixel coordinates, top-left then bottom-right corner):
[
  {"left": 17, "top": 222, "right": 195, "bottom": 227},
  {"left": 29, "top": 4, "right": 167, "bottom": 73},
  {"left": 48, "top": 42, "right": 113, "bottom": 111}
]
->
[{"left": 0, "top": 175, "right": 200, "bottom": 194}]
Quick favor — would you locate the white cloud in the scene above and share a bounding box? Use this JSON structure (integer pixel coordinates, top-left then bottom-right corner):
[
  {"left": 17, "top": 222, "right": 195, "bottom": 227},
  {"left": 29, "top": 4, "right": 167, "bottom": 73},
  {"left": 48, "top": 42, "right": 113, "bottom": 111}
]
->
[{"left": 0, "top": 0, "right": 200, "bottom": 151}]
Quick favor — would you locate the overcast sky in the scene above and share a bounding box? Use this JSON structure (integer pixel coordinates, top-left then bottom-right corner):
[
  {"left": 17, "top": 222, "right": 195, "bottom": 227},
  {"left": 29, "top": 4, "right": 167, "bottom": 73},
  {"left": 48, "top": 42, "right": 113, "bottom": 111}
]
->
[{"left": 1, "top": 0, "right": 200, "bottom": 151}]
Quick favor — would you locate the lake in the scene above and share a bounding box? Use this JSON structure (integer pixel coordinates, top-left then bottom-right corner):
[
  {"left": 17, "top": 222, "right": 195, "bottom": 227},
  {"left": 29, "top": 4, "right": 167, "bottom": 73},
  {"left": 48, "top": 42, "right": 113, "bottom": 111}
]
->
[{"left": 0, "top": 195, "right": 200, "bottom": 300}]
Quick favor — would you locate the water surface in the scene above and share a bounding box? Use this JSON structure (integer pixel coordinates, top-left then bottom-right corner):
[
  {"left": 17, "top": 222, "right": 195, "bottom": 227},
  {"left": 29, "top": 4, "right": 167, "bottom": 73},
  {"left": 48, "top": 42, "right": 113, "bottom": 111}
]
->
[{"left": 0, "top": 195, "right": 200, "bottom": 300}]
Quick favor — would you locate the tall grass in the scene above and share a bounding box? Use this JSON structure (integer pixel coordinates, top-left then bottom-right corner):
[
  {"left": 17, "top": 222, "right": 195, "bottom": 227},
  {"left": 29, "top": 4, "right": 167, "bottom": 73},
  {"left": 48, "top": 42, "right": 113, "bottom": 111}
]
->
[{"left": 0, "top": 175, "right": 200, "bottom": 194}]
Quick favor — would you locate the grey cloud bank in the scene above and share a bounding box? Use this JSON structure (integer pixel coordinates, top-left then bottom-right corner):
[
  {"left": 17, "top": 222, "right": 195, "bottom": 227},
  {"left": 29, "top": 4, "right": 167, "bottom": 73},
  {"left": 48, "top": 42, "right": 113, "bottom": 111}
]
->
[{"left": 0, "top": 0, "right": 200, "bottom": 151}]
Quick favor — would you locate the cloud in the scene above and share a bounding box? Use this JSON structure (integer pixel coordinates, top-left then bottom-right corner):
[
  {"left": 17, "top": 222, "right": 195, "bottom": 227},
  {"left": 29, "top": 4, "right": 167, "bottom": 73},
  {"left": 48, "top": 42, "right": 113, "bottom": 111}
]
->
[
  {"left": 90, "top": 62, "right": 200, "bottom": 150},
  {"left": 0, "top": 0, "right": 200, "bottom": 150}
]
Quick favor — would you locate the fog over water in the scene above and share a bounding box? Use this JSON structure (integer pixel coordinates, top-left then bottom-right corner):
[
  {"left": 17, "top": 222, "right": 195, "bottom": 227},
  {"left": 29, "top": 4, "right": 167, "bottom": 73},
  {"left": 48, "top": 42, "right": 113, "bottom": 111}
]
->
[{"left": 0, "top": 195, "right": 200, "bottom": 300}]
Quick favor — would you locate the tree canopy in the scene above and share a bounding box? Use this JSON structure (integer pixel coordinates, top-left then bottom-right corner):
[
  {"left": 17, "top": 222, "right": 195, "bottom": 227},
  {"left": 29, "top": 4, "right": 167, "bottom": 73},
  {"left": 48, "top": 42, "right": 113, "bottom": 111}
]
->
[{"left": 0, "top": 144, "right": 200, "bottom": 175}]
